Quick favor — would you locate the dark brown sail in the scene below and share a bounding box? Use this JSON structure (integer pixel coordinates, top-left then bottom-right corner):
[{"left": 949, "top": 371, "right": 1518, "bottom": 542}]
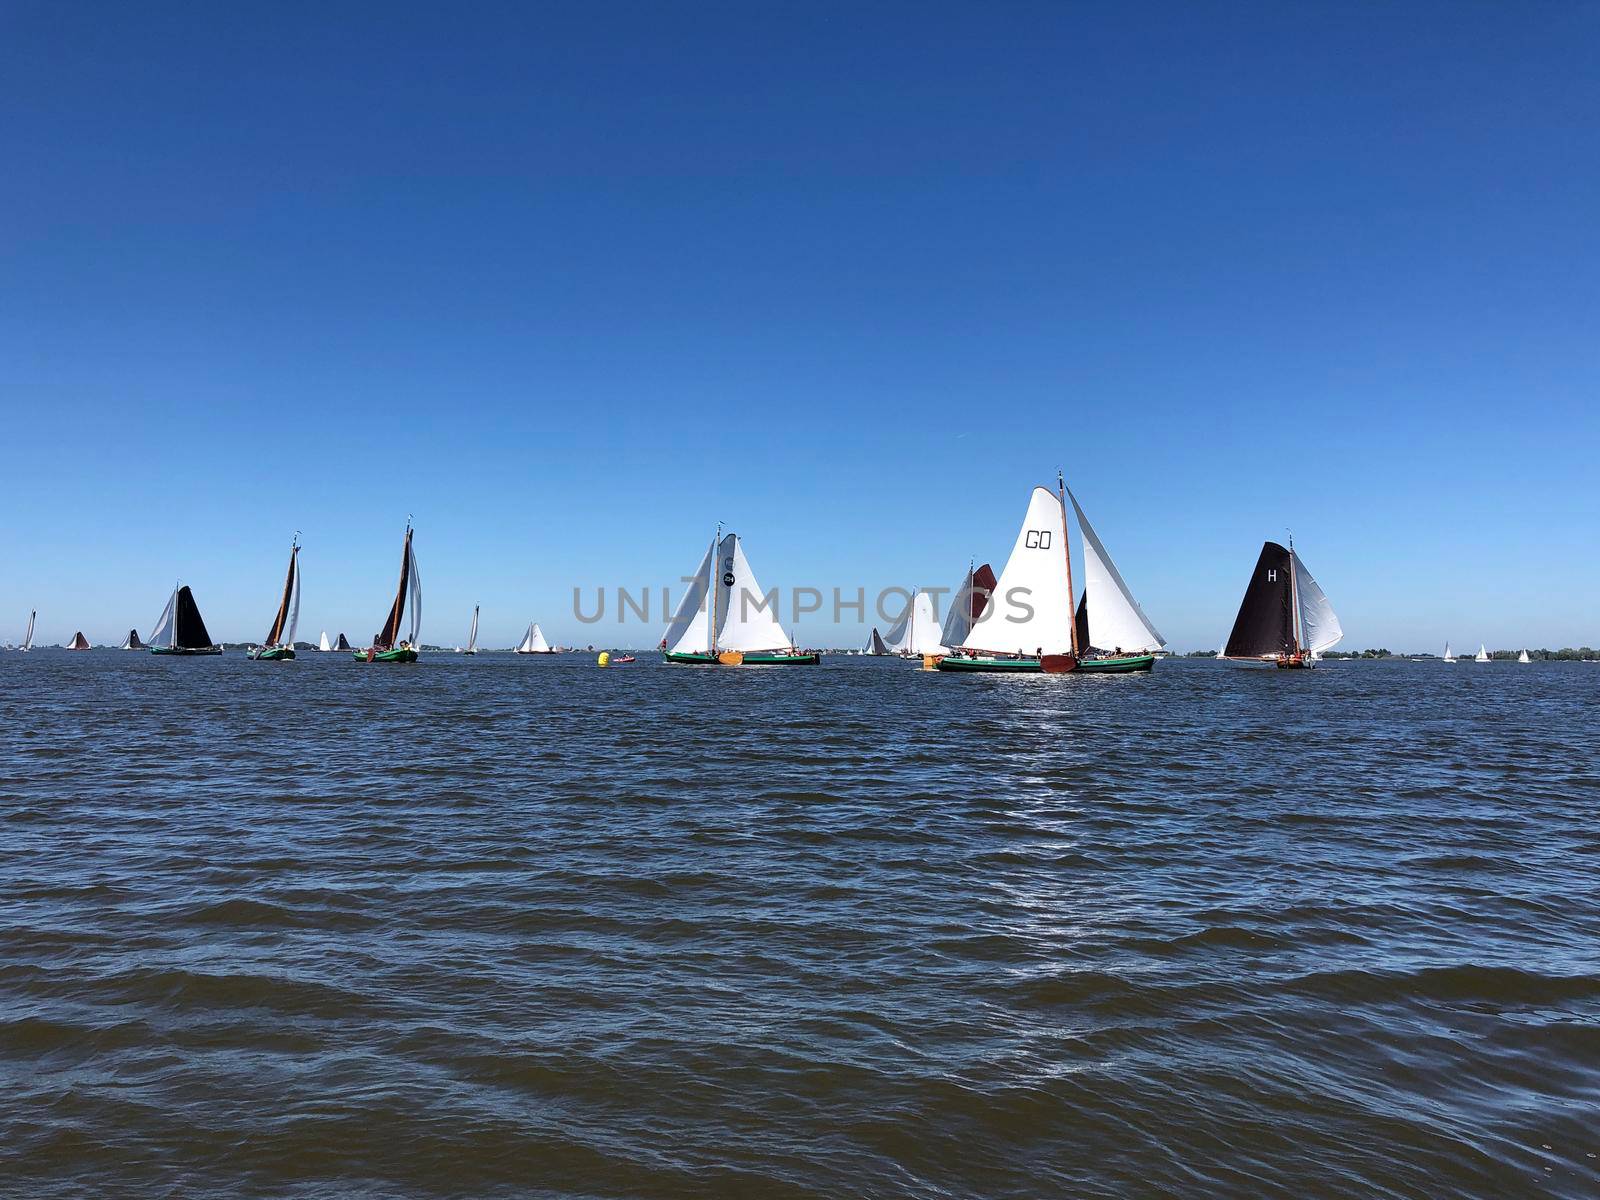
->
[
  {"left": 334, "top": 633, "right": 352, "bottom": 651},
  {"left": 1224, "top": 541, "right": 1295, "bottom": 658},
  {"left": 1074, "top": 594, "right": 1090, "bottom": 653},
  {"left": 173, "top": 586, "right": 214, "bottom": 650},
  {"left": 376, "top": 527, "right": 412, "bottom": 650},
  {"left": 264, "top": 544, "right": 298, "bottom": 646}
]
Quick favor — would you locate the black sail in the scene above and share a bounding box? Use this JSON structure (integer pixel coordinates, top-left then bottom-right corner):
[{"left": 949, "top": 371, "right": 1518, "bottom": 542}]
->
[
  {"left": 1074, "top": 594, "right": 1090, "bottom": 653},
  {"left": 127, "top": 629, "right": 144, "bottom": 649},
  {"left": 335, "top": 633, "right": 351, "bottom": 651},
  {"left": 377, "top": 527, "right": 412, "bottom": 650},
  {"left": 1224, "top": 541, "right": 1295, "bottom": 658},
  {"left": 173, "top": 586, "right": 214, "bottom": 650},
  {"left": 265, "top": 545, "right": 298, "bottom": 646}
]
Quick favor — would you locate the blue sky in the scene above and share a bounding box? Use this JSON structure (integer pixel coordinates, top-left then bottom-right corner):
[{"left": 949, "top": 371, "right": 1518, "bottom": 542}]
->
[{"left": 3, "top": 2, "right": 1596, "bottom": 650}]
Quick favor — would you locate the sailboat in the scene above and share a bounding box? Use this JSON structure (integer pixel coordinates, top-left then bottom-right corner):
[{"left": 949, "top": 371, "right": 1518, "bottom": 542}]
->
[
  {"left": 319, "top": 631, "right": 332, "bottom": 653},
  {"left": 334, "top": 633, "right": 352, "bottom": 652},
  {"left": 1474, "top": 644, "right": 1491, "bottom": 663},
  {"left": 66, "top": 631, "right": 92, "bottom": 651},
  {"left": 882, "top": 590, "right": 948, "bottom": 658},
  {"left": 937, "top": 481, "right": 1077, "bottom": 673},
  {"left": 148, "top": 585, "right": 223, "bottom": 655},
  {"left": 1220, "top": 538, "right": 1342, "bottom": 668},
  {"left": 356, "top": 523, "right": 421, "bottom": 662},
  {"left": 20, "top": 611, "right": 35, "bottom": 652},
  {"left": 1067, "top": 489, "right": 1163, "bottom": 672},
  {"left": 1443, "top": 642, "right": 1456, "bottom": 663},
  {"left": 251, "top": 536, "right": 302, "bottom": 661},
  {"left": 661, "top": 528, "right": 818, "bottom": 665},
  {"left": 862, "top": 627, "right": 889, "bottom": 655},
  {"left": 119, "top": 629, "right": 145, "bottom": 650},
  {"left": 514, "top": 622, "right": 554, "bottom": 654},
  {"left": 1518, "top": 649, "right": 1531, "bottom": 664},
  {"left": 939, "top": 562, "right": 997, "bottom": 653},
  {"left": 463, "top": 605, "right": 479, "bottom": 656}
]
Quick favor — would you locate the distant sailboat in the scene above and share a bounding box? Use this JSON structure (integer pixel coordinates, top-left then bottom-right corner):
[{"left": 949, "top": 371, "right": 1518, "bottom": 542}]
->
[
  {"left": 1067, "top": 488, "right": 1163, "bottom": 672},
  {"left": 120, "top": 629, "right": 145, "bottom": 650},
  {"left": 1220, "top": 538, "right": 1342, "bottom": 669},
  {"left": 515, "top": 622, "right": 554, "bottom": 654},
  {"left": 334, "top": 633, "right": 352, "bottom": 652},
  {"left": 1518, "top": 648, "right": 1531, "bottom": 664},
  {"left": 20, "top": 610, "right": 35, "bottom": 652},
  {"left": 862, "top": 627, "right": 889, "bottom": 655},
  {"left": 149, "top": 585, "right": 222, "bottom": 655},
  {"left": 939, "top": 561, "right": 997, "bottom": 652},
  {"left": 1443, "top": 642, "right": 1456, "bottom": 663},
  {"left": 464, "top": 605, "right": 479, "bottom": 656},
  {"left": 661, "top": 528, "right": 818, "bottom": 665},
  {"left": 357, "top": 523, "right": 421, "bottom": 663},
  {"left": 1474, "top": 644, "right": 1491, "bottom": 663},
  {"left": 882, "top": 590, "right": 948, "bottom": 658},
  {"left": 319, "top": 631, "right": 332, "bottom": 653},
  {"left": 251, "top": 536, "right": 302, "bottom": 661},
  {"left": 66, "top": 631, "right": 91, "bottom": 651}
]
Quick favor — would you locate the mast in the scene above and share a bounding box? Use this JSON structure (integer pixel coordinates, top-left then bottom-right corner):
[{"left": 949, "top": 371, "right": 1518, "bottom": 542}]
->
[
  {"left": 1287, "top": 533, "right": 1303, "bottom": 654},
  {"left": 1058, "top": 471, "right": 1079, "bottom": 656},
  {"left": 709, "top": 521, "right": 722, "bottom": 656}
]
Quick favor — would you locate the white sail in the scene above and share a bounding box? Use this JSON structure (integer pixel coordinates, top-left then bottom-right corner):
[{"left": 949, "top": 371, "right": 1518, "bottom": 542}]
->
[
  {"left": 21, "top": 610, "right": 35, "bottom": 651},
  {"left": 319, "top": 631, "right": 332, "bottom": 652},
  {"left": 1475, "top": 644, "right": 1491, "bottom": 662},
  {"left": 516, "top": 622, "right": 537, "bottom": 652},
  {"left": 466, "top": 606, "right": 479, "bottom": 653},
  {"left": 1443, "top": 641, "right": 1454, "bottom": 662},
  {"left": 1291, "top": 549, "right": 1342, "bottom": 655},
  {"left": 528, "top": 624, "right": 551, "bottom": 653},
  {"left": 663, "top": 537, "right": 716, "bottom": 656},
  {"left": 150, "top": 588, "right": 177, "bottom": 650},
  {"left": 885, "top": 591, "right": 947, "bottom": 655},
  {"left": 284, "top": 552, "right": 301, "bottom": 647},
  {"left": 964, "top": 486, "right": 1073, "bottom": 656},
  {"left": 1067, "top": 489, "right": 1165, "bottom": 653},
  {"left": 1518, "top": 649, "right": 1530, "bottom": 663},
  {"left": 405, "top": 537, "right": 422, "bottom": 646},
  {"left": 881, "top": 595, "right": 913, "bottom": 653},
  {"left": 714, "top": 534, "right": 792, "bottom": 653},
  {"left": 940, "top": 568, "right": 979, "bottom": 650}
]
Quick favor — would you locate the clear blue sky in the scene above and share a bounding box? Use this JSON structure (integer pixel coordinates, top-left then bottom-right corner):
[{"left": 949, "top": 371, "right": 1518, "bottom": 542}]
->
[{"left": 3, "top": 2, "right": 1596, "bottom": 650}]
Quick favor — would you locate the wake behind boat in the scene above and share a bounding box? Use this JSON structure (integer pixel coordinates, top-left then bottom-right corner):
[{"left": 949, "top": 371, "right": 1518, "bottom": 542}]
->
[
  {"left": 357, "top": 523, "right": 421, "bottom": 663},
  {"left": 661, "top": 528, "right": 817, "bottom": 665},
  {"left": 250, "top": 535, "right": 301, "bottom": 661},
  {"left": 1220, "top": 539, "right": 1341, "bottom": 668},
  {"left": 149, "top": 586, "right": 223, "bottom": 655}
]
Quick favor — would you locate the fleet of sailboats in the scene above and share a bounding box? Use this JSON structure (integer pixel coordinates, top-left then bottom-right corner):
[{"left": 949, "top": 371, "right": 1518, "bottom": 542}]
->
[
  {"left": 1220, "top": 538, "right": 1342, "bottom": 669},
  {"left": 357, "top": 523, "right": 421, "bottom": 663},
  {"left": 148, "top": 586, "right": 223, "bottom": 655},
  {"left": 662, "top": 529, "right": 817, "bottom": 665},
  {"left": 250, "top": 536, "right": 302, "bottom": 661}
]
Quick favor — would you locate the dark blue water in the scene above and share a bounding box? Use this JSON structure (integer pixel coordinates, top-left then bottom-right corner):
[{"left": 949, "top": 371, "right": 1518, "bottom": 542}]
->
[{"left": 3, "top": 652, "right": 1597, "bottom": 1197}]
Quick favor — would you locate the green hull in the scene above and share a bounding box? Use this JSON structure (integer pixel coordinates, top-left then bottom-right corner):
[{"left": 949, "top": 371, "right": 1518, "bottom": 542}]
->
[
  {"left": 354, "top": 647, "right": 419, "bottom": 663},
  {"left": 150, "top": 646, "right": 224, "bottom": 656},
  {"left": 664, "top": 651, "right": 719, "bottom": 664},
  {"left": 662, "top": 651, "right": 820, "bottom": 666},
  {"left": 936, "top": 656, "right": 1043, "bottom": 673},
  {"left": 1077, "top": 654, "right": 1155, "bottom": 673},
  {"left": 251, "top": 647, "right": 295, "bottom": 661}
]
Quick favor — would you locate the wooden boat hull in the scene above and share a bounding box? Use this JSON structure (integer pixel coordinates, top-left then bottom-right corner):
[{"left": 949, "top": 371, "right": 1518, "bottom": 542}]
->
[
  {"left": 354, "top": 648, "right": 419, "bottom": 663},
  {"left": 150, "top": 646, "right": 224, "bottom": 656},
  {"left": 664, "top": 651, "right": 718, "bottom": 664},
  {"left": 251, "top": 647, "right": 295, "bottom": 661},
  {"left": 935, "top": 655, "right": 1046, "bottom": 673},
  {"left": 1077, "top": 654, "right": 1156, "bottom": 673},
  {"left": 663, "top": 651, "right": 819, "bottom": 666}
]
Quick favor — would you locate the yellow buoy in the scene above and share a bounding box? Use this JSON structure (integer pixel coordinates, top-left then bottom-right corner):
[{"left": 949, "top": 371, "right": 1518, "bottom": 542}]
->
[{"left": 597, "top": 652, "right": 610, "bottom": 667}]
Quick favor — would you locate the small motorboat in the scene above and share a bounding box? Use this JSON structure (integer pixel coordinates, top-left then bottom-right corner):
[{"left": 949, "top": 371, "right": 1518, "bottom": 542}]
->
[{"left": 613, "top": 654, "right": 636, "bottom": 664}]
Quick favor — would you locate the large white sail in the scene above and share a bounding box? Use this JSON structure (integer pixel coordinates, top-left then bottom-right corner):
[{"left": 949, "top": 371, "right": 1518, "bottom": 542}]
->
[
  {"left": 516, "top": 623, "right": 537, "bottom": 652},
  {"left": 1067, "top": 489, "right": 1165, "bottom": 653},
  {"left": 405, "top": 537, "right": 422, "bottom": 646},
  {"left": 964, "top": 487, "right": 1073, "bottom": 656},
  {"left": 284, "top": 552, "right": 301, "bottom": 647},
  {"left": 663, "top": 538, "right": 716, "bottom": 656},
  {"left": 319, "top": 630, "right": 332, "bottom": 652},
  {"left": 885, "top": 591, "right": 947, "bottom": 655},
  {"left": 714, "top": 534, "right": 791, "bottom": 653},
  {"left": 528, "top": 624, "right": 551, "bottom": 653},
  {"left": 1291, "top": 549, "right": 1342, "bottom": 655},
  {"left": 466, "top": 606, "right": 479, "bottom": 653},
  {"left": 150, "top": 588, "right": 177, "bottom": 650}
]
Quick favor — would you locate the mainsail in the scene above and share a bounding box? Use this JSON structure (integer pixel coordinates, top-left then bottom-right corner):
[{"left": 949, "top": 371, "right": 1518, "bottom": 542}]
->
[
  {"left": 1290, "top": 549, "right": 1341, "bottom": 655},
  {"left": 376, "top": 525, "right": 417, "bottom": 651},
  {"left": 66, "top": 631, "right": 91, "bottom": 650},
  {"left": 150, "top": 589, "right": 177, "bottom": 649},
  {"left": 173, "top": 587, "right": 214, "bottom": 650},
  {"left": 939, "top": 563, "right": 996, "bottom": 652},
  {"left": 263, "top": 539, "right": 301, "bottom": 649},
  {"left": 663, "top": 537, "right": 716, "bottom": 656},
  {"left": 516, "top": 623, "right": 552, "bottom": 653},
  {"left": 319, "top": 631, "right": 332, "bottom": 652},
  {"left": 863, "top": 627, "right": 889, "bottom": 655},
  {"left": 334, "top": 633, "right": 352, "bottom": 651},
  {"left": 21, "top": 610, "right": 35, "bottom": 651},
  {"left": 1224, "top": 542, "right": 1296, "bottom": 658},
  {"left": 1067, "top": 489, "right": 1165, "bottom": 653},
  {"left": 1443, "top": 642, "right": 1454, "bottom": 662},
  {"left": 714, "top": 533, "right": 792, "bottom": 653},
  {"left": 465, "top": 606, "right": 479, "bottom": 653},
  {"left": 120, "top": 629, "right": 144, "bottom": 650},
  {"left": 1475, "top": 644, "right": 1491, "bottom": 662},
  {"left": 963, "top": 487, "right": 1074, "bottom": 656},
  {"left": 883, "top": 590, "right": 948, "bottom": 656}
]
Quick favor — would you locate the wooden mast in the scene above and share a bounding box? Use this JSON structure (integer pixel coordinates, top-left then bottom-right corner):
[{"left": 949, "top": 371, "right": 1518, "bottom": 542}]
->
[
  {"left": 1058, "top": 471, "right": 1079, "bottom": 658},
  {"left": 1287, "top": 532, "right": 1303, "bottom": 657}
]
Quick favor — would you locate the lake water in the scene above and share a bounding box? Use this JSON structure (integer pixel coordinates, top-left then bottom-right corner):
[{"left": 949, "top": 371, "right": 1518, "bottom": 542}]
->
[{"left": 3, "top": 652, "right": 1597, "bottom": 1197}]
